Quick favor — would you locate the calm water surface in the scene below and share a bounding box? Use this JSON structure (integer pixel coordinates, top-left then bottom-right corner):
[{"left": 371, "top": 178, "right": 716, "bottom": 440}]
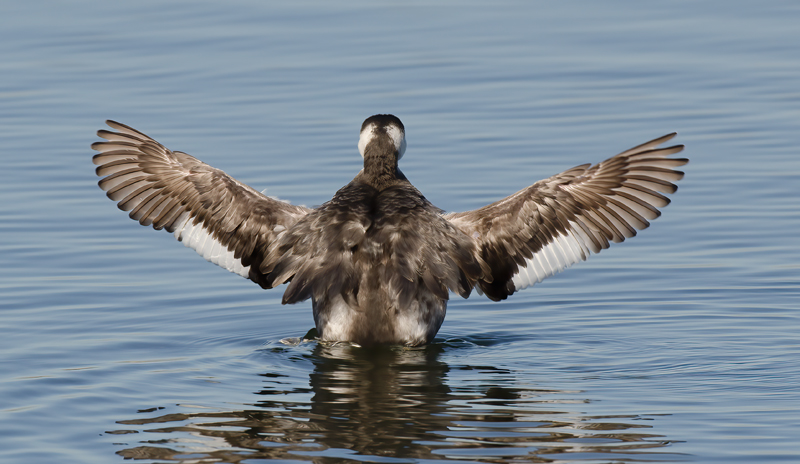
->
[{"left": 1, "top": 1, "right": 798, "bottom": 463}]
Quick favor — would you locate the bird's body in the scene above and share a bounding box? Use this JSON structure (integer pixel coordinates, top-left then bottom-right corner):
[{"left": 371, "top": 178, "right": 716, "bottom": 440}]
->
[{"left": 93, "top": 115, "right": 687, "bottom": 346}]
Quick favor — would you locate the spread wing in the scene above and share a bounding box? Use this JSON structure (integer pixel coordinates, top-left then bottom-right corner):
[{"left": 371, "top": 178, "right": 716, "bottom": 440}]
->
[
  {"left": 92, "top": 120, "right": 311, "bottom": 286},
  {"left": 445, "top": 133, "right": 687, "bottom": 301}
]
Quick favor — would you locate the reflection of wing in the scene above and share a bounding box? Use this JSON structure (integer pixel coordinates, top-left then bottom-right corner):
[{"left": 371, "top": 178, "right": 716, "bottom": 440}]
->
[
  {"left": 446, "top": 133, "right": 687, "bottom": 301},
  {"left": 92, "top": 120, "right": 311, "bottom": 287}
]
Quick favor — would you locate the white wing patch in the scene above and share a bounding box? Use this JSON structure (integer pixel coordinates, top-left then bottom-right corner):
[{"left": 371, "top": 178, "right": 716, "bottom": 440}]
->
[
  {"left": 172, "top": 212, "right": 251, "bottom": 278},
  {"left": 510, "top": 221, "right": 591, "bottom": 291}
]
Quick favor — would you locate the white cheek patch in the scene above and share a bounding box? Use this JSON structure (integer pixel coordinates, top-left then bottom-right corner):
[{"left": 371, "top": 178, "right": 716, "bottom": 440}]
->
[
  {"left": 357, "top": 124, "right": 375, "bottom": 158},
  {"left": 385, "top": 124, "right": 406, "bottom": 159},
  {"left": 358, "top": 123, "right": 406, "bottom": 159}
]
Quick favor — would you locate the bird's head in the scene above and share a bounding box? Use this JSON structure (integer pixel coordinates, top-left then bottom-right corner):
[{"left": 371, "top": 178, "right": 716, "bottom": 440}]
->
[{"left": 358, "top": 114, "right": 406, "bottom": 161}]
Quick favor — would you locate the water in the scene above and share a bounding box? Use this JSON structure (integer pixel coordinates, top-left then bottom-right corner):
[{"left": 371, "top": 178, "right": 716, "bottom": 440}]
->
[{"left": 1, "top": 1, "right": 799, "bottom": 463}]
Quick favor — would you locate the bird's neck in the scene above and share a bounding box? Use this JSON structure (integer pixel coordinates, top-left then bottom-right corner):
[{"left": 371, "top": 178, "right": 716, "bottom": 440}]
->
[{"left": 360, "top": 152, "right": 400, "bottom": 191}]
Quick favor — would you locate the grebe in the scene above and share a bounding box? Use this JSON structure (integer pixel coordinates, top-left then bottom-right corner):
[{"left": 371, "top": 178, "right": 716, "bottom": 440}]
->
[{"left": 93, "top": 115, "right": 686, "bottom": 346}]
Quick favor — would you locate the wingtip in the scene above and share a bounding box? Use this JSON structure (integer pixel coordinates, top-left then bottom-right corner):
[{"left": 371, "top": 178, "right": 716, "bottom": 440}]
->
[
  {"left": 657, "top": 132, "right": 678, "bottom": 144},
  {"left": 105, "top": 119, "right": 127, "bottom": 130},
  {"left": 101, "top": 119, "right": 151, "bottom": 139},
  {"left": 104, "top": 119, "right": 123, "bottom": 130}
]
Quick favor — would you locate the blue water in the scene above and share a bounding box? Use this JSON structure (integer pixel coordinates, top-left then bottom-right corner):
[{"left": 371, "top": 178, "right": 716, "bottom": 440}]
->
[{"left": 1, "top": 1, "right": 799, "bottom": 463}]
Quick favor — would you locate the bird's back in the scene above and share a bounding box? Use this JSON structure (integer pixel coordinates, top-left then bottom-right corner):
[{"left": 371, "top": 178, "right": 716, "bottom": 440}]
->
[{"left": 262, "top": 179, "right": 484, "bottom": 346}]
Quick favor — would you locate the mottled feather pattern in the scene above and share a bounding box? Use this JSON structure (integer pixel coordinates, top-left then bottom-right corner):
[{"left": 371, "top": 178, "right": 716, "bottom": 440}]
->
[
  {"left": 446, "top": 133, "right": 686, "bottom": 301},
  {"left": 262, "top": 181, "right": 485, "bottom": 308}
]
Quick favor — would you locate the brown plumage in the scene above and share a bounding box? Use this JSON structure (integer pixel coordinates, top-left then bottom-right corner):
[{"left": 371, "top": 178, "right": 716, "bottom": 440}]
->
[
  {"left": 445, "top": 133, "right": 687, "bottom": 301},
  {"left": 93, "top": 115, "right": 686, "bottom": 346}
]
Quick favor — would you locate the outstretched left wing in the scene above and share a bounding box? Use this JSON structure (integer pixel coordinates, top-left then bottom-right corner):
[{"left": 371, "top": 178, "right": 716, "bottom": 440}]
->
[
  {"left": 445, "top": 133, "right": 687, "bottom": 301},
  {"left": 92, "top": 120, "right": 311, "bottom": 287}
]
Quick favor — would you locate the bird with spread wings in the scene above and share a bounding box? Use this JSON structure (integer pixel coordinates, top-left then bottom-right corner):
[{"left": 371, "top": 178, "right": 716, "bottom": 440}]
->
[{"left": 93, "top": 115, "right": 686, "bottom": 346}]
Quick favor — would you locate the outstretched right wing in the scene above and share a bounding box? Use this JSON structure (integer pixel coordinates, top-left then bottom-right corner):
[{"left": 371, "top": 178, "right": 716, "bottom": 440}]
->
[
  {"left": 92, "top": 120, "right": 311, "bottom": 287},
  {"left": 446, "top": 133, "right": 687, "bottom": 301}
]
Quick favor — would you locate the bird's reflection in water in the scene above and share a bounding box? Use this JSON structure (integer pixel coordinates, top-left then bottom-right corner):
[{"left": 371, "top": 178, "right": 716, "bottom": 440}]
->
[{"left": 112, "top": 340, "right": 685, "bottom": 463}]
